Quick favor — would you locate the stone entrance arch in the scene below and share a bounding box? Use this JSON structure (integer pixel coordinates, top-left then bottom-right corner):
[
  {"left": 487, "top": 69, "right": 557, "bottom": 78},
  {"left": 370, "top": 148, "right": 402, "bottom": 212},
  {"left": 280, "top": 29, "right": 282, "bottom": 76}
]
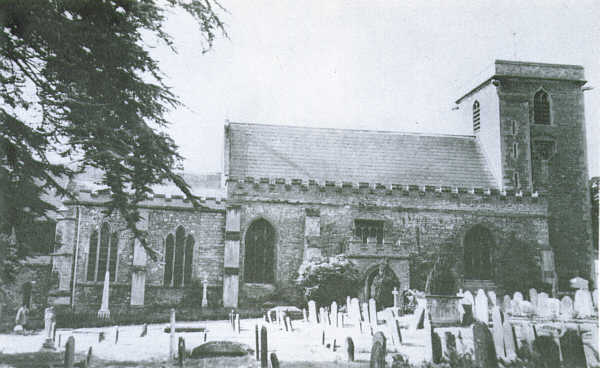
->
[{"left": 364, "top": 263, "right": 400, "bottom": 309}]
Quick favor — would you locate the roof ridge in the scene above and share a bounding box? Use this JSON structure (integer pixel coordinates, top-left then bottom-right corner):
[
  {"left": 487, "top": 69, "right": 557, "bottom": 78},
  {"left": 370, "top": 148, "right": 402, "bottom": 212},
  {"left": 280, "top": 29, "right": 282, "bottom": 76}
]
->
[{"left": 227, "top": 121, "right": 477, "bottom": 139}]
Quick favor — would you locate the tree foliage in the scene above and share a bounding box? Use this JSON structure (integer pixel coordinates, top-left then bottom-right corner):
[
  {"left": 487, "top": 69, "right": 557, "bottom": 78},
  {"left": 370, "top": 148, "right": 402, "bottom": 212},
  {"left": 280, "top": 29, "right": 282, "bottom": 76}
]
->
[
  {"left": 495, "top": 234, "right": 548, "bottom": 295},
  {"left": 0, "top": 0, "right": 226, "bottom": 274},
  {"left": 295, "top": 255, "right": 362, "bottom": 306}
]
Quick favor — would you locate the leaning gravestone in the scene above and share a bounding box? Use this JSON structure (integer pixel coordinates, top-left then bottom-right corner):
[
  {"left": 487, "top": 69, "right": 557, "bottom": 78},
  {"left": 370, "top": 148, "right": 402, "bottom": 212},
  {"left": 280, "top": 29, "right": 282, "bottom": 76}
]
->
[
  {"left": 560, "top": 296, "right": 574, "bottom": 319},
  {"left": 369, "top": 298, "right": 377, "bottom": 326},
  {"left": 533, "top": 336, "right": 560, "bottom": 368},
  {"left": 384, "top": 309, "right": 400, "bottom": 346},
  {"left": 574, "top": 289, "right": 594, "bottom": 318},
  {"left": 490, "top": 306, "right": 505, "bottom": 359},
  {"left": 472, "top": 321, "right": 497, "bottom": 368},
  {"left": 560, "top": 329, "right": 587, "bottom": 368},
  {"left": 370, "top": 341, "right": 385, "bottom": 368},
  {"left": 475, "top": 289, "right": 489, "bottom": 323},
  {"left": 308, "top": 300, "right": 317, "bottom": 324}
]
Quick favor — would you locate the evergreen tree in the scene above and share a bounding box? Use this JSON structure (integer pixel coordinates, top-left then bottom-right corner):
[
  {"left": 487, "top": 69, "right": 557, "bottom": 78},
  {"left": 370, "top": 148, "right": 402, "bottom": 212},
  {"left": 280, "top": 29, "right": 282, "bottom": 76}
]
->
[{"left": 0, "top": 0, "right": 226, "bottom": 281}]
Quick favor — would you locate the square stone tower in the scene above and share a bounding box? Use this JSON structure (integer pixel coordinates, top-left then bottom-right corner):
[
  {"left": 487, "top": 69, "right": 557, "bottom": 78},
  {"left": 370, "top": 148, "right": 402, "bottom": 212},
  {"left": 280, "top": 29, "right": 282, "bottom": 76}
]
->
[{"left": 456, "top": 60, "right": 593, "bottom": 286}]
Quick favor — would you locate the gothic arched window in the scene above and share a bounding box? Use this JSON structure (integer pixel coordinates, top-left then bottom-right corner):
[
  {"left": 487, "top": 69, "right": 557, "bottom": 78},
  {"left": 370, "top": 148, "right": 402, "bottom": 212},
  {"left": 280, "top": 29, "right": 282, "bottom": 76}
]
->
[
  {"left": 163, "top": 226, "right": 194, "bottom": 288},
  {"left": 472, "top": 100, "right": 481, "bottom": 133},
  {"left": 534, "top": 90, "right": 550, "bottom": 124},
  {"left": 463, "top": 225, "right": 494, "bottom": 280},
  {"left": 244, "top": 219, "right": 276, "bottom": 284},
  {"left": 87, "top": 223, "right": 119, "bottom": 282}
]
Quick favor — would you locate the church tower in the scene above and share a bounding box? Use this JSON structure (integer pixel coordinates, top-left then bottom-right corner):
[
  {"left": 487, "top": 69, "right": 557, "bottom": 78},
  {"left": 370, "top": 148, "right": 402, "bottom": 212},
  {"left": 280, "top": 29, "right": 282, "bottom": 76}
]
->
[{"left": 455, "top": 60, "right": 593, "bottom": 286}]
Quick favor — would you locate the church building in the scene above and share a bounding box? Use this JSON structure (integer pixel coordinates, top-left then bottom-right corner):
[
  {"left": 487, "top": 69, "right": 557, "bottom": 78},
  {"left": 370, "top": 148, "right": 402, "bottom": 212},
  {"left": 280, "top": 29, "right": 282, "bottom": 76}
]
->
[{"left": 49, "top": 60, "right": 593, "bottom": 312}]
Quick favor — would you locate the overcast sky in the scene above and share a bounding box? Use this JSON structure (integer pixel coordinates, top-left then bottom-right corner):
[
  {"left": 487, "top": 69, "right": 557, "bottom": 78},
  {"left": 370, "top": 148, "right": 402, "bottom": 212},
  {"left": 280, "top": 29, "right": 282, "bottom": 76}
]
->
[{"left": 151, "top": 0, "right": 599, "bottom": 178}]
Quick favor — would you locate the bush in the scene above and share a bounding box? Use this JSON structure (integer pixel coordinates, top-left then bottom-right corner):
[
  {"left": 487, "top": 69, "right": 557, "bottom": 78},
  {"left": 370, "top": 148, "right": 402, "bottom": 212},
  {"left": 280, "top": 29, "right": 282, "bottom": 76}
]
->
[
  {"left": 295, "top": 255, "right": 361, "bottom": 306},
  {"left": 495, "top": 235, "right": 546, "bottom": 295}
]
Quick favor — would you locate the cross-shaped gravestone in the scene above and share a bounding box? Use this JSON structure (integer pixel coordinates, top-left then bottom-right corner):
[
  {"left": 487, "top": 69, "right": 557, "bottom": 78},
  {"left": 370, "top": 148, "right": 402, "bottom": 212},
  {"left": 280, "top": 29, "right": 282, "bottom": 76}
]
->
[{"left": 201, "top": 278, "right": 209, "bottom": 308}]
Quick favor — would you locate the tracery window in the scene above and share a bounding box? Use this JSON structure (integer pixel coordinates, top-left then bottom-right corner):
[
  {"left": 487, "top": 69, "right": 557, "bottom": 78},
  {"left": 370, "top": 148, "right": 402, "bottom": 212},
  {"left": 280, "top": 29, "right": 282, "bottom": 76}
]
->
[
  {"left": 87, "top": 223, "right": 119, "bottom": 282},
  {"left": 163, "top": 226, "right": 194, "bottom": 288},
  {"left": 355, "top": 219, "right": 384, "bottom": 245},
  {"left": 534, "top": 90, "right": 550, "bottom": 124}
]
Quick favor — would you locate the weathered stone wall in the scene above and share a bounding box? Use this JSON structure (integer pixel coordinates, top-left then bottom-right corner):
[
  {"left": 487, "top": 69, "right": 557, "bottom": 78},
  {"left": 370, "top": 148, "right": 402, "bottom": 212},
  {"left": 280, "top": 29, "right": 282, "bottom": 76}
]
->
[{"left": 229, "top": 181, "right": 549, "bottom": 304}]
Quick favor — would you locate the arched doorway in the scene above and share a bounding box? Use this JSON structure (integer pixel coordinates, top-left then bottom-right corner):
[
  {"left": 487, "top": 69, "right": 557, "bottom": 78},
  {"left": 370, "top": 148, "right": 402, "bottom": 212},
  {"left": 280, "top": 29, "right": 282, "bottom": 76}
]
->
[
  {"left": 244, "top": 219, "right": 276, "bottom": 284},
  {"left": 463, "top": 225, "right": 494, "bottom": 280},
  {"left": 365, "top": 263, "right": 399, "bottom": 309}
]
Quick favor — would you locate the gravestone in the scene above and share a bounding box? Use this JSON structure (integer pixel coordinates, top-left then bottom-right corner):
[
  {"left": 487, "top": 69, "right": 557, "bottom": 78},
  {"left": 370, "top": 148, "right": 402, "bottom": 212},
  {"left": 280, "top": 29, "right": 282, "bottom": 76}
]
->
[
  {"left": 169, "top": 309, "right": 176, "bottom": 359},
  {"left": 432, "top": 331, "right": 443, "bottom": 363},
  {"left": 503, "top": 320, "right": 517, "bottom": 360},
  {"left": 331, "top": 301, "right": 338, "bottom": 327},
  {"left": 373, "top": 331, "right": 387, "bottom": 354},
  {"left": 65, "top": 336, "right": 75, "bottom": 368},
  {"left": 412, "top": 304, "right": 426, "bottom": 330},
  {"left": 308, "top": 300, "right": 317, "bottom": 324},
  {"left": 537, "top": 292, "right": 550, "bottom": 318},
  {"left": 350, "top": 298, "right": 361, "bottom": 324},
  {"left": 270, "top": 352, "right": 280, "bottom": 368},
  {"left": 302, "top": 308, "right": 307, "bottom": 323},
  {"left": 190, "top": 341, "right": 250, "bottom": 358},
  {"left": 462, "top": 291, "right": 474, "bottom": 306},
  {"left": 345, "top": 336, "right": 355, "bottom": 362},
  {"left": 491, "top": 306, "right": 505, "bottom": 359},
  {"left": 511, "top": 300, "right": 522, "bottom": 316},
  {"left": 592, "top": 289, "right": 598, "bottom": 308},
  {"left": 319, "top": 307, "right": 325, "bottom": 326},
  {"left": 472, "top": 321, "right": 497, "bottom": 368},
  {"left": 384, "top": 309, "right": 400, "bottom": 346},
  {"left": 361, "top": 302, "right": 370, "bottom": 324},
  {"left": 520, "top": 301, "right": 535, "bottom": 316},
  {"left": 255, "top": 325, "right": 259, "bottom": 361},
  {"left": 529, "top": 288, "right": 538, "bottom": 310},
  {"left": 393, "top": 288, "right": 400, "bottom": 309},
  {"left": 560, "top": 329, "right": 586, "bottom": 368},
  {"left": 502, "top": 295, "right": 512, "bottom": 315},
  {"left": 370, "top": 341, "right": 385, "bottom": 368},
  {"left": 533, "top": 336, "right": 560, "bottom": 368},
  {"left": 456, "top": 331, "right": 465, "bottom": 355},
  {"left": 574, "top": 289, "right": 594, "bottom": 318},
  {"left": 42, "top": 307, "right": 56, "bottom": 349},
  {"left": 140, "top": 323, "right": 148, "bottom": 337},
  {"left": 560, "top": 296, "right": 574, "bottom": 318},
  {"left": 475, "top": 289, "right": 489, "bottom": 323},
  {"left": 178, "top": 337, "right": 186, "bottom": 366},
  {"left": 547, "top": 298, "right": 560, "bottom": 318},
  {"left": 424, "top": 315, "right": 432, "bottom": 361},
  {"left": 260, "top": 326, "right": 268, "bottom": 368},
  {"left": 513, "top": 291, "right": 523, "bottom": 303},
  {"left": 369, "top": 298, "right": 377, "bottom": 326},
  {"left": 461, "top": 304, "right": 474, "bottom": 326},
  {"left": 487, "top": 290, "right": 497, "bottom": 306}
]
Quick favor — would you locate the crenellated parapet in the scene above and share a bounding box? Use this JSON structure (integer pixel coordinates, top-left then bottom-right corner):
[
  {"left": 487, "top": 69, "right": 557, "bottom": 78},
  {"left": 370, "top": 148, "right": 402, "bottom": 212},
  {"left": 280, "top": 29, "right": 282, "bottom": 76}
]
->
[
  {"left": 226, "top": 175, "right": 542, "bottom": 202},
  {"left": 65, "top": 188, "right": 226, "bottom": 212}
]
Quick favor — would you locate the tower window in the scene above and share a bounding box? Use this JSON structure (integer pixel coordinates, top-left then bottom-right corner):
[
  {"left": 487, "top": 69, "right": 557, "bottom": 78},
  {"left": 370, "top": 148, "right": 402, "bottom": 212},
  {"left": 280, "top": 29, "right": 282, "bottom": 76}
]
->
[
  {"left": 512, "top": 143, "right": 518, "bottom": 159},
  {"left": 472, "top": 100, "right": 481, "bottom": 133},
  {"left": 511, "top": 121, "right": 517, "bottom": 135},
  {"left": 534, "top": 90, "right": 550, "bottom": 124},
  {"left": 513, "top": 172, "right": 520, "bottom": 188}
]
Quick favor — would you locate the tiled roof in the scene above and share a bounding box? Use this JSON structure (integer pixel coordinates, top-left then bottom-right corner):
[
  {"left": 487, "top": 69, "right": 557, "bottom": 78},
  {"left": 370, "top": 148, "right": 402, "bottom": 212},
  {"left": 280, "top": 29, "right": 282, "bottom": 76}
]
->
[{"left": 226, "top": 123, "right": 498, "bottom": 189}]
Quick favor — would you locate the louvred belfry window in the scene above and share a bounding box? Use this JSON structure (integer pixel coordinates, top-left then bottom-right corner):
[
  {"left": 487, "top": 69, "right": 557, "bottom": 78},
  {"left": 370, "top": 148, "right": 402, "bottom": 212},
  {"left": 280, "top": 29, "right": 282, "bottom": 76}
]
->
[
  {"left": 473, "top": 100, "right": 481, "bottom": 133},
  {"left": 534, "top": 90, "right": 550, "bottom": 124},
  {"left": 87, "top": 222, "right": 119, "bottom": 282}
]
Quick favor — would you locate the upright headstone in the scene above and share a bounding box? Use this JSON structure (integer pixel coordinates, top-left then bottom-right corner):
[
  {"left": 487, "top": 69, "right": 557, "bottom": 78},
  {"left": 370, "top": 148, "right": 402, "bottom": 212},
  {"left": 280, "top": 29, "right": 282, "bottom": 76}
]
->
[
  {"left": 560, "top": 329, "right": 586, "bottom": 368},
  {"left": 537, "top": 292, "right": 550, "bottom": 318},
  {"left": 370, "top": 341, "right": 385, "bottom": 368},
  {"left": 64, "top": 336, "right": 75, "bottom": 368},
  {"left": 472, "top": 321, "right": 497, "bottom": 368},
  {"left": 592, "top": 289, "right": 598, "bottom": 309},
  {"left": 432, "top": 331, "right": 443, "bottom": 363},
  {"left": 98, "top": 271, "right": 111, "bottom": 319},
  {"left": 529, "top": 288, "right": 538, "bottom": 311},
  {"left": 254, "top": 325, "right": 259, "bottom": 361},
  {"left": 475, "top": 289, "right": 489, "bottom": 323},
  {"left": 502, "top": 295, "right": 512, "bottom": 315},
  {"left": 369, "top": 298, "right": 377, "bottom": 326},
  {"left": 169, "top": 309, "right": 176, "bottom": 359},
  {"left": 177, "top": 337, "right": 186, "bottom": 366},
  {"left": 503, "top": 320, "right": 517, "bottom": 360},
  {"left": 462, "top": 291, "right": 475, "bottom": 306},
  {"left": 560, "top": 296, "right": 574, "bottom": 318},
  {"left": 487, "top": 290, "right": 497, "bottom": 306},
  {"left": 350, "top": 298, "right": 361, "bottom": 324},
  {"left": 547, "top": 298, "right": 560, "bottom": 318},
  {"left": 346, "top": 296, "right": 351, "bottom": 315},
  {"left": 308, "top": 300, "right": 317, "bottom": 324},
  {"left": 392, "top": 288, "right": 399, "bottom": 309},
  {"left": 270, "top": 352, "right": 280, "bottom": 368},
  {"left": 361, "top": 302, "right": 370, "bottom": 324},
  {"left": 491, "top": 306, "right": 505, "bottom": 359},
  {"left": 260, "top": 326, "right": 268, "bottom": 368},
  {"left": 302, "top": 308, "right": 307, "bottom": 323},
  {"left": 331, "top": 301, "right": 338, "bottom": 327},
  {"left": 345, "top": 336, "right": 355, "bottom": 362},
  {"left": 319, "top": 307, "right": 325, "bottom": 326},
  {"left": 574, "top": 289, "right": 594, "bottom": 318}
]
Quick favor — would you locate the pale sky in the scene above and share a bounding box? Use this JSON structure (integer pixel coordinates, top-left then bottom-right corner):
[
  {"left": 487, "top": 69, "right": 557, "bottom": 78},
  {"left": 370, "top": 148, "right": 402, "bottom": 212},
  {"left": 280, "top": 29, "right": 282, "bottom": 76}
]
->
[{"left": 151, "top": 0, "right": 600, "bottom": 177}]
